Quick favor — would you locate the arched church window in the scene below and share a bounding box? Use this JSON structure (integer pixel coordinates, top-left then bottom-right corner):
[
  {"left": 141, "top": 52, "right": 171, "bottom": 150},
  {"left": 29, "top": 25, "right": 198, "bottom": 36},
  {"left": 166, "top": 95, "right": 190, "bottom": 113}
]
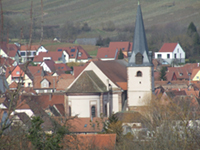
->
[
  {"left": 136, "top": 71, "right": 142, "bottom": 77},
  {"left": 135, "top": 53, "right": 143, "bottom": 64},
  {"left": 69, "top": 106, "right": 71, "bottom": 117},
  {"left": 91, "top": 106, "right": 96, "bottom": 118}
]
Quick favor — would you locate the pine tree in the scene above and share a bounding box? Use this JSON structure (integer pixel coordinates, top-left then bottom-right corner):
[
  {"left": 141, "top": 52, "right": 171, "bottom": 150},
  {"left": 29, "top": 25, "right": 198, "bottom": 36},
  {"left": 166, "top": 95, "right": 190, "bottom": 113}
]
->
[
  {"left": 118, "top": 49, "right": 124, "bottom": 59},
  {"left": 159, "top": 66, "right": 167, "bottom": 81}
]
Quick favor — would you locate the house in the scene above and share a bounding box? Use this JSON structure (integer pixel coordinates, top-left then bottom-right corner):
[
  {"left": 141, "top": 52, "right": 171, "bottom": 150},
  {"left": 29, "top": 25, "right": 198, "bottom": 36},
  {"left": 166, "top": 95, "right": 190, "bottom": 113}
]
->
[
  {"left": 33, "top": 51, "right": 66, "bottom": 64},
  {"left": 34, "top": 74, "right": 74, "bottom": 93},
  {"left": 166, "top": 63, "right": 200, "bottom": 81},
  {"left": 56, "top": 46, "right": 91, "bottom": 63},
  {"left": 0, "top": 42, "right": 20, "bottom": 64},
  {"left": 19, "top": 45, "right": 41, "bottom": 63},
  {"left": 115, "top": 111, "right": 148, "bottom": 139},
  {"left": 66, "top": 59, "right": 127, "bottom": 118},
  {"left": 6, "top": 64, "right": 34, "bottom": 87},
  {"left": 154, "top": 43, "right": 185, "bottom": 64},
  {"left": 96, "top": 41, "right": 132, "bottom": 61},
  {"left": 0, "top": 57, "right": 17, "bottom": 74},
  {"left": 40, "top": 60, "right": 71, "bottom": 75}
]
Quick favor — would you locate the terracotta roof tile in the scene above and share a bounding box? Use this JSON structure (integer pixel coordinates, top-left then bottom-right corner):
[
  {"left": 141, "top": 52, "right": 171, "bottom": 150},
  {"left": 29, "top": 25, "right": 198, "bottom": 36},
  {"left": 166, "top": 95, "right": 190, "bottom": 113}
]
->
[
  {"left": 20, "top": 45, "right": 40, "bottom": 51},
  {"left": 159, "top": 43, "right": 178, "bottom": 52},
  {"left": 33, "top": 51, "right": 63, "bottom": 62},
  {"left": 63, "top": 134, "right": 116, "bottom": 150},
  {"left": 56, "top": 46, "right": 91, "bottom": 60}
]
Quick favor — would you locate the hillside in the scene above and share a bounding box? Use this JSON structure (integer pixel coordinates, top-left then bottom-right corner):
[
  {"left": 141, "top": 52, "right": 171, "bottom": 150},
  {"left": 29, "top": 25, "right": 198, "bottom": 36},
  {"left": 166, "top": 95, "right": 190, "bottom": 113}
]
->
[{"left": 2, "top": 0, "right": 200, "bottom": 31}]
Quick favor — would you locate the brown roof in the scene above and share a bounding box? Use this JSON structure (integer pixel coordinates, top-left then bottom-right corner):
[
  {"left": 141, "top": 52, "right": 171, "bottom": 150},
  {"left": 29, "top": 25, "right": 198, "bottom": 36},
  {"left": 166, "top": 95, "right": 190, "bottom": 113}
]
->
[
  {"left": 9, "top": 81, "right": 18, "bottom": 89},
  {"left": 20, "top": 45, "right": 40, "bottom": 51},
  {"left": 191, "top": 68, "right": 200, "bottom": 80},
  {"left": 64, "top": 117, "right": 105, "bottom": 133},
  {"left": 63, "top": 134, "right": 116, "bottom": 150},
  {"left": 0, "top": 57, "right": 15, "bottom": 68},
  {"left": 67, "top": 71, "right": 107, "bottom": 93},
  {"left": 28, "top": 65, "right": 44, "bottom": 77},
  {"left": 166, "top": 63, "right": 200, "bottom": 81},
  {"left": 57, "top": 46, "right": 91, "bottom": 60},
  {"left": 109, "top": 41, "right": 132, "bottom": 52},
  {"left": 56, "top": 74, "right": 74, "bottom": 91},
  {"left": 34, "top": 74, "right": 74, "bottom": 90},
  {"left": 54, "top": 63, "right": 72, "bottom": 75},
  {"left": 73, "top": 63, "right": 89, "bottom": 78},
  {"left": 0, "top": 42, "right": 19, "bottom": 57},
  {"left": 93, "top": 60, "right": 127, "bottom": 89},
  {"left": 54, "top": 104, "right": 65, "bottom": 116},
  {"left": 96, "top": 47, "right": 118, "bottom": 59},
  {"left": 158, "top": 43, "right": 178, "bottom": 52},
  {"left": 33, "top": 51, "right": 63, "bottom": 62}
]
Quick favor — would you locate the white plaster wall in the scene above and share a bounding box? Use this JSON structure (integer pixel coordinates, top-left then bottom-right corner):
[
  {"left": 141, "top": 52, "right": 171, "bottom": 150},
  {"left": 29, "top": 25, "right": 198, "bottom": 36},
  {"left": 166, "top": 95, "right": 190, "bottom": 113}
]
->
[
  {"left": 11, "top": 109, "right": 34, "bottom": 117},
  {"left": 127, "top": 67, "right": 152, "bottom": 106},
  {"left": 154, "top": 52, "right": 173, "bottom": 59},
  {"left": 112, "top": 94, "right": 119, "bottom": 113},
  {"left": 172, "top": 44, "right": 185, "bottom": 59},
  {"left": 69, "top": 95, "right": 100, "bottom": 118},
  {"left": 40, "top": 62, "right": 51, "bottom": 72},
  {"left": 6, "top": 75, "right": 12, "bottom": 85},
  {"left": 63, "top": 51, "right": 69, "bottom": 63},
  {"left": 24, "top": 74, "right": 33, "bottom": 87},
  {"left": 36, "top": 46, "right": 48, "bottom": 55}
]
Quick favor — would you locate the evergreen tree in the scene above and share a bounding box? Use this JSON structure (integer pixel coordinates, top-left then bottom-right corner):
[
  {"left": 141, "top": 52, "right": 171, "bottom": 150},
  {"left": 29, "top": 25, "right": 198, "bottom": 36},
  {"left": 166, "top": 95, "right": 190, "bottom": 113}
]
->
[
  {"left": 159, "top": 66, "right": 167, "bottom": 81},
  {"left": 118, "top": 49, "right": 124, "bottom": 59}
]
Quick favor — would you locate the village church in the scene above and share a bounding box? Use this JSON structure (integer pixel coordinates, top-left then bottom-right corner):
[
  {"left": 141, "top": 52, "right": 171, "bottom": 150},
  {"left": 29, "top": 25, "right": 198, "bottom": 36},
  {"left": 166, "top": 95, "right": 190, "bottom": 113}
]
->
[{"left": 66, "top": 2, "right": 154, "bottom": 118}]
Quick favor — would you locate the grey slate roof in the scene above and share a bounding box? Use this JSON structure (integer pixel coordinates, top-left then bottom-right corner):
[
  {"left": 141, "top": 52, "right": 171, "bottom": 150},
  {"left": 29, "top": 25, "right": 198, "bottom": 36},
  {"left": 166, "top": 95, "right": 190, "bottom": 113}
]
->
[
  {"left": 67, "top": 70, "right": 107, "bottom": 93},
  {"left": 128, "top": 4, "right": 152, "bottom": 67}
]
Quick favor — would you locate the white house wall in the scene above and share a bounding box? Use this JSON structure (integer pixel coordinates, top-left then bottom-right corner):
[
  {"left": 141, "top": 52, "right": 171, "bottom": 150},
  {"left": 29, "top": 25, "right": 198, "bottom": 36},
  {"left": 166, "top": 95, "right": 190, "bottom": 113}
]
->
[
  {"left": 36, "top": 46, "right": 48, "bottom": 55},
  {"left": 40, "top": 62, "right": 51, "bottom": 72},
  {"left": 69, "top": 95, "right": 100, "bottom": 118},
  {"left": 112, "top": 94, "right": 119, "bottom": 113}
]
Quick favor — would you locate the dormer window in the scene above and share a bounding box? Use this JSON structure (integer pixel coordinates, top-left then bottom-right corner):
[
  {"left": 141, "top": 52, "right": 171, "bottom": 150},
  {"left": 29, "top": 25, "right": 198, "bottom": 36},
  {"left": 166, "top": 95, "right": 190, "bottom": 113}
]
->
[
  {"left": 179, "top": 73, "right": 183, "bottom": 76},
  {"left": 105, "top": 55, "right": 108, "bottom": 57},
  {"left": 16, "top": 71, "right": 20, "bottom": 75},
  {"left": 135, "top": 53, "right": 143, "bottom": 64},
  {"left": 136, "top": 71, "right": 142, "bottom": 77},
  {"left": 78, "top": 52, "right": 82, "bottom": 57}
]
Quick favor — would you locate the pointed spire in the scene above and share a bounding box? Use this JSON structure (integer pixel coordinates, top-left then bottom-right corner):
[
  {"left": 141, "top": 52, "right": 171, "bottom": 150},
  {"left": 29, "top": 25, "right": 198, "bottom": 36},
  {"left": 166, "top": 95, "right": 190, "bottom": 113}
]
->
[{"left": 128, "top": 3, "right": 152, "bottom": 67}]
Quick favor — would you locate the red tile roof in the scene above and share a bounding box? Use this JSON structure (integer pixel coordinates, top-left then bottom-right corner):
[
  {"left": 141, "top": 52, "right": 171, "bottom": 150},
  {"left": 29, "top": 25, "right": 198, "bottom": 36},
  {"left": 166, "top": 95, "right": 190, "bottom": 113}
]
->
[
  {"left": 33, "top": 51, "right": 63, "bottom": 62},
  {"left": 166, "top": 63, "right": 200, "bottom": 81},
  {"left": 0, "top": 57, "right": 15, "bottom": 67},
  {"left": 109, "top": 41, "right": 132, "bottom": 52},
  {"left": 0, "top": 42, "right": 19, "bottom": 57},
  {"left": 20, "top": 45, "right": 40, "bottom": 51},
  {"left": 28, "top": 65, "right": 43, "bottom": 77},
  {"left": 158, "top": 43, "right": 178, "bottom": 52},
  {"left": 56, "top": 46, "right": 91, "bottom": 60},
  {"left": 96, "top": 47, "right": 118, "bottom": 59},
  {"left": 63, "top": 134, "right": 116, "bottom": 150}
]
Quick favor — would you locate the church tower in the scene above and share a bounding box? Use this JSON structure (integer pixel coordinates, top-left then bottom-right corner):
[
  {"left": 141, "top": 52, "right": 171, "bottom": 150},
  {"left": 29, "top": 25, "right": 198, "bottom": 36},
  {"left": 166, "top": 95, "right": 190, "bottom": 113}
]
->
[{"left": 127, "top": 2, "right": 154, "bottom": 109}]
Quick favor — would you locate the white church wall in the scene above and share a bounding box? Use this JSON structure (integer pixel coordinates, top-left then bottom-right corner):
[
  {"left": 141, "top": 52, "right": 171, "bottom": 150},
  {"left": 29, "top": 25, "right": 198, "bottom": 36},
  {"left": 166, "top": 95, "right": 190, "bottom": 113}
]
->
[{"left": 69, "top": 95, "right": 100, "bottom": 118}]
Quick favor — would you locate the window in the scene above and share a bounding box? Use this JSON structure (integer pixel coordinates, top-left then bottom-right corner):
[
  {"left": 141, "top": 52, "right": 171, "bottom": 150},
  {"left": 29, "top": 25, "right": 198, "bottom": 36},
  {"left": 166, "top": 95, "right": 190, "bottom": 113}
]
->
[
  {"left": 33, "top": 52, "right": 36, "bottom": 56},
  {"left": 91, "top": 106, "right": 96, "bottom": 118},
  {"left": 167, "top": 54, "right": 170, "bottom": 58},
  {"left": 69, "top": 106, "right": 71, "bottom": 117},
  {"left": 78, "top": 52, "right": 82, "bottom": 57},
  {"left": 28, "top": 83, "right": 31, "bottom": 87},
  {"left": 174, "top": 54, "right": 177, "bottom": 58},
  {"left": 27, "top": 52, "right": 31, "bottom": 56},
  {"left": 135, "top": 53, "right": 143, "bottom": 64},
  {"left": 20, "top": 52, "right": 26, "bottom": 56},
  {"left": 177, "top": 48, "right": 179, "bottom": 53},
  {"left": 16, "top": 71, "right": 20, "bottom": 75},
  {"left": 157, "top": 54, "right": 162, "bottom": 58},
  {"left": 104, "top": 104, "right": 107, "bottom": 117},
  {"left": 105, "top": 55, "right": 108, "bottom": 57},
  {"left": 136, "top": 71, "right": 142, "bottom": 77}
]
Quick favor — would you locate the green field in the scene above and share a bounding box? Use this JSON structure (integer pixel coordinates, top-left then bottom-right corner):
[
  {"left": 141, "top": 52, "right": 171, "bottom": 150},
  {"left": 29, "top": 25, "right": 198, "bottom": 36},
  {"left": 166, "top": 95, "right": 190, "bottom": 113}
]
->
[{"left": 3, "top": 0, "right": 200, "bottom": 31}]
